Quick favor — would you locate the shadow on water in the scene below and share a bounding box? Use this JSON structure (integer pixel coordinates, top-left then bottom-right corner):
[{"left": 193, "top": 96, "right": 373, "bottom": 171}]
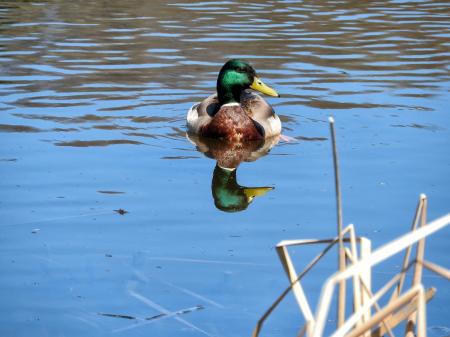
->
[{"left": 187, "top": 134, "right": 279, "bottom": 212}]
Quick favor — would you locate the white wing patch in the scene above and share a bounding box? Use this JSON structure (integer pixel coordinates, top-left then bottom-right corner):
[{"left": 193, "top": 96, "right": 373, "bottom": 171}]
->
[
  {"left": 186, "top": 104, "right": 201, "bottom": 133},
  {"left": 264, "top": 115, "right": 282, "bottom": 138}
]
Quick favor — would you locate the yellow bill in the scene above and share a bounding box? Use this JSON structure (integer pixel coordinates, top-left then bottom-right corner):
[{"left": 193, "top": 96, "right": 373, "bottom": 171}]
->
[
  {"left": 243, "top": 187, "right": 274, "bottom": 202},
  {"left": 250, "top": 77, "right": 280, "bottom": 97}
]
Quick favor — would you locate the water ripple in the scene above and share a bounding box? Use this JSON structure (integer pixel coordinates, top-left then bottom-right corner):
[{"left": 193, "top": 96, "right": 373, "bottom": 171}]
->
[{"left": 0, "top": 0, "right": 448, "bottom": 146}]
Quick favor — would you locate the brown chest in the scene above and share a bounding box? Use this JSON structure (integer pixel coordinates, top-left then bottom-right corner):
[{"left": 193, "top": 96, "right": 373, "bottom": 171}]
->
[{"left": 200, "top": 105, "right": 263, "bottom": 141}]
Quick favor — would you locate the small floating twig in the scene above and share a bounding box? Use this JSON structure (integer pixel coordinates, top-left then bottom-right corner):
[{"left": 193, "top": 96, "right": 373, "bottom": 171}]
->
[
  {"left": 98, "top": 313, "right": 135, "bottom": 320},
  {"left": 98, "top": 305, "right": 204, "bottom": 322},
  {"left": 114, "top": 208, "right": 128, "bottom": 215}
]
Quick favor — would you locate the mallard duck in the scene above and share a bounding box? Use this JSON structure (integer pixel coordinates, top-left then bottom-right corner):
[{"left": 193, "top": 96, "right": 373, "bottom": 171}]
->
[{"left": 187, "top": 59, "right": 281, "bottom": 141}]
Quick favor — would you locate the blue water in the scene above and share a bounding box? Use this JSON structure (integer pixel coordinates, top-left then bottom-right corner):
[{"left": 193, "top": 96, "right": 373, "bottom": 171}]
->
[{"left": 1, "top": 1, "right": 449, "bottom": 336}]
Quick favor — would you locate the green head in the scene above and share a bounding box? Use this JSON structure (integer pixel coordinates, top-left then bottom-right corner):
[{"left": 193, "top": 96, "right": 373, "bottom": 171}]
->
[{"left": 217, "top": 59, "right": 279, "bottom": 105}]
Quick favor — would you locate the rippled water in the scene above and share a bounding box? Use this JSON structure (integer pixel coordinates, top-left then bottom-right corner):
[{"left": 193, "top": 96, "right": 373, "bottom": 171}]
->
[{"left": 1, "top": 1, "right": 449, "bottom": 336}]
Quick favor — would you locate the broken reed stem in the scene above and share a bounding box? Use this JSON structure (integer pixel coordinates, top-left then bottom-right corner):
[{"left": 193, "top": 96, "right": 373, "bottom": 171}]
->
[
  {"left": 406, "top": 195, "right": 428, "bottom": 335},
  {"left": 393, "top": 195, "right": 425, "bottom": 301},
  {"left": 251, "top": 237, "right": 340, "bottom": 337},
  {"left": 420, "top": 259, "right": 450, "bottom": 280},
  {"left": 344, "top": 247, "right": 395, "bottom": 337},
  {"left": 329, "top": 116, "right": 346, "bottom": 327}
]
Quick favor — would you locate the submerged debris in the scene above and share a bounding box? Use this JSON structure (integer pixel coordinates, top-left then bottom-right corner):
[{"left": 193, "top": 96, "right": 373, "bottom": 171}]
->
[
  {"left": 146, "top": 305, "right": 204, "bottom": 321},
  {"left": 98, "top": 190, "right": 125, "bottom": 194},
  {"left": 98, "top": 313, "right": 135, "bottom": 320},
  {"left": 114, "top": 208, "right": 128, "bottom": 215},
  {"left": 98, "top": 305, "right": 204, "bottom": 321}
]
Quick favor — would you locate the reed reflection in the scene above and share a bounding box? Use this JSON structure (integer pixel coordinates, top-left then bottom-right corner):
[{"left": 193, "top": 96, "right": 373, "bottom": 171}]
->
[{"left": 188, "top": 134, "right": 279, "bottom": 212}]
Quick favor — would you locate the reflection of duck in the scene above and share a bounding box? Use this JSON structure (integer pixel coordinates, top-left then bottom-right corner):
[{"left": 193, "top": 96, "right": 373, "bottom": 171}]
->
[
  {"left": 187, "top": 134, "right": 279, "bottom": 212},
  {"left": 187, "top": 134, "right": 279, "bottom": 169},
  {"left": 212, "top": 165, "right": 273, "bottom": 212},
  {"left": 187, "top": 59, "right": 281, "bottom": 141}
]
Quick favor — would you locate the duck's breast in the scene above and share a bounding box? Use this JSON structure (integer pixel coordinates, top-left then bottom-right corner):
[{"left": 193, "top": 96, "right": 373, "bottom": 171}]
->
[{"left": 200, "top": 104, "right": 263, "bottom": 141}]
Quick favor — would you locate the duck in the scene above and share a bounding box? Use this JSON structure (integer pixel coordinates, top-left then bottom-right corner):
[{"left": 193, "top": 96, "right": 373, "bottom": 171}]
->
[{"left": 187, "top": 59, "right": 281, "bottom": 141}]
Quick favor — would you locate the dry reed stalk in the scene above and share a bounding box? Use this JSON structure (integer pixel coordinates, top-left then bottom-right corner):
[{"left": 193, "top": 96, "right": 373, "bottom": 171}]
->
[
  {"left": 371, "top": 288, "right": 435, "bottom": 337},
  {"left": 251, "top": 118, "right": 450, "bottom": 337},
  {"left": 391, "top": 195, "right": 425, "bottom": 301},
  {"left": 344, "top": 285, "right": 426, "bottom": 337},
  {"left": 329, "top": 116, "right": 346, "bottom": 327},
  {"left": 344, "top": 247, "right": 395, "bottom": 337},
  {"left": 252, "top": 226, "right": 360, "bottom": 337},
  {"left": 312, "top": 213, "right": 450, "bottom": 337},
  {"left": 406, "top": 195, "right": 427, "bottom": 336},
  {"left": 420, "top": 260, "right": 450, "bottom": 279}
]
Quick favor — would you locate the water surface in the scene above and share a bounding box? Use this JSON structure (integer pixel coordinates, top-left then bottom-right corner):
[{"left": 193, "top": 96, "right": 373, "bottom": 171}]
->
[{"left": 1, "top": 1, "right": 450, "bottom": 336}]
